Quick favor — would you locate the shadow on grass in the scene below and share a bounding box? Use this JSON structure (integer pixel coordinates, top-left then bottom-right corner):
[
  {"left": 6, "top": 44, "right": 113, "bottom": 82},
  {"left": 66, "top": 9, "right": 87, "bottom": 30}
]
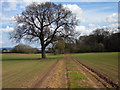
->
[
  {"left": 2, "top": 57, "right": 59, "bottom": 61},
  {"left": 2, "top": 58, "right": 40, "bottom": 61}
]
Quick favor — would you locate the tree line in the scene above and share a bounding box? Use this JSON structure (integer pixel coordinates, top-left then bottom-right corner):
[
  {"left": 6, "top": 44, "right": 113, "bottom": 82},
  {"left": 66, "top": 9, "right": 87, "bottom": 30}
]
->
[
  {"left": 49, "top": 28, "right": 120, "bottom": 54},
  {"left": 3, "top": 27, "right": 119, "bottom": 54}
]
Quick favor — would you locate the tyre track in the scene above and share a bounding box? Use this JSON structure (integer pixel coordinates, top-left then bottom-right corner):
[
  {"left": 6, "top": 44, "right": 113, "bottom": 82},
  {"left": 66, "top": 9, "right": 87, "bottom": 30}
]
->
[
  {"left": 31, "top": 59, "right": 60, "bottom": 88},
  {"left": 66, "top": 55, "right": 101, "bottom": 88},
  {"left": 71, "top": 56, "right": 119, "bottom": 89}
]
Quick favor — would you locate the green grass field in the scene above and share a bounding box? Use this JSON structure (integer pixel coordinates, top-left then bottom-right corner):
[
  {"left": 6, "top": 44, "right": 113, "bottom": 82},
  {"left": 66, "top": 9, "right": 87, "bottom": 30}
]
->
[
  {"left": 2, "top": 52, "right": 119, "bottom": 88},
  {"left": 74, "top": 52, "right": 119, "bottom": 82},
  {"left": 2, "top": 54, "right": 62, "bottom": 88}
]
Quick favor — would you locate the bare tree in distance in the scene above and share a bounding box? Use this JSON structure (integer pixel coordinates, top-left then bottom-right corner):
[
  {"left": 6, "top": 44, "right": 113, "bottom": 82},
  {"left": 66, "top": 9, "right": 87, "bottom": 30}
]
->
[{"left": 10, "top": 2, "right": 78, "bottom": 59}]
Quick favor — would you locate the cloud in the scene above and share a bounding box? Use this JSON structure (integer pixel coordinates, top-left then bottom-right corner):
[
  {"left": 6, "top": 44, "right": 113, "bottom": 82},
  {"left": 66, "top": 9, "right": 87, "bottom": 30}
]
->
[
  {"left": 2, "top": 0, "right": 50, "bottom": 11},
  {"left": 108, "top": 23, "right": 118, "bottom": 28},
  {"left": 4, "top": 2, "right": 17, "bottom": 11},
  {"left": 89, "top": 23, "right": 119, "bottom": 33},
  {"left": 0, "top": 13, "right": 15, "bottom": 25},
  {"left": 2, "top": 0, "right": 18, "bottom": 11},
  {"left": 76, "top": 24, "right": 101, "bottom": 35},
  {"left": 23, "top": 0, "right": 50, "bottom": 3},
  {"left": 75, "top": 22, "right": 119, "bottom": 36},
  {"left": 0, "top": 13, "right": 12, "bottom": 21},
  {"left": 0, "top": 33, "right": 3, "bottom": 45},
  {"left": 0, "top": 41, "right": 4, "bottom": 44},
  {"left": 75, "top": 25, "right": 93, "bottom": 35},
  {"left": 95, "top": 0, "right": 118, "bottom": 1},
  {"left": 0, "top": 39, "right": 4, "bottom": 48},
  {"left": 107, "top": 23, "right": 119, "bottom": 32},
  {"left": 76, "top": 25, "right": 86, "bottom": 31},
  {"left": 106, "top": 13, "right": 118, "bottom": 23},
  {"left": 0, "top": 26, "right": 14, "bottom": 32},
  {"left": 88, "top": 24, "right": 96, "bottom": 28},
  {"left": 63, "top": 4, "right": 85, "bottom": 22},
  {"left": 1, "top": 0, "right": 119, "bottom": 2}
]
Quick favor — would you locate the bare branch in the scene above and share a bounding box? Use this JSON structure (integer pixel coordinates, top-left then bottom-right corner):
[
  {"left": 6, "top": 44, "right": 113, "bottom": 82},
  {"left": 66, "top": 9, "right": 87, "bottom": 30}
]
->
[{"left": 10, "top": 2, "right": 78, "bottom": 58}]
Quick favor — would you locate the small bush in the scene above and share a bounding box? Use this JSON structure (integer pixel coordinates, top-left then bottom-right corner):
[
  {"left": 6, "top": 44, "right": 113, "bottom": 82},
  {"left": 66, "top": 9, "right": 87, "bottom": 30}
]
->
[{"left": 11, "top": 44, "right": 40, "bottom": 54}]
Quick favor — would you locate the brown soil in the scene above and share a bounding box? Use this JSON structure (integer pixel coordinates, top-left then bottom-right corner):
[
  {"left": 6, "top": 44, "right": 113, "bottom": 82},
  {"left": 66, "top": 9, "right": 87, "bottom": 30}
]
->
[
  {"left": 30, "top": 54, "right": 119, "bottom": 89},
  {"left": 30, "top": 59, "right": 60, "bottom": 88},
  {"left": 31, "top": 56, "right": 67, "bottom": 88},
  {"left": 38, "top": 56, "right": 67, "bottom": 88}
]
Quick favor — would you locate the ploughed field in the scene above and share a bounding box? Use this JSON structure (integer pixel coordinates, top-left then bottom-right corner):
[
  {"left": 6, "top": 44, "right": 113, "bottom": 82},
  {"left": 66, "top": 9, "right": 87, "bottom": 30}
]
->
[
  {"left": 74, "top": 52, "right": 119, "bottom": 83},
  {"left": 2, "top": 54, "right": 62, "bottom": 88},
  {"left": 2, "top": 52, "right": 119, "bottom": 88}
]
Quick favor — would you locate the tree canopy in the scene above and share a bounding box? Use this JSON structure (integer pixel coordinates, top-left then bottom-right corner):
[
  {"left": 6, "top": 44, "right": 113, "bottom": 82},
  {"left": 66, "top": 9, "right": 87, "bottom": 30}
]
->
[
  {"left": 11, "top": 44, "right": 39, "bottom": 53},
  {"left": 10, "top": 2, "right": 78, "bottom": 58}
]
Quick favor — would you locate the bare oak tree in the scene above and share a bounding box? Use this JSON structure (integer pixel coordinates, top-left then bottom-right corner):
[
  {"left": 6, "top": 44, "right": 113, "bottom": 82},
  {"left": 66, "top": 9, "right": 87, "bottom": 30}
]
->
[{"left": 10, "top": 2, "right": 78, "bottom": 59}]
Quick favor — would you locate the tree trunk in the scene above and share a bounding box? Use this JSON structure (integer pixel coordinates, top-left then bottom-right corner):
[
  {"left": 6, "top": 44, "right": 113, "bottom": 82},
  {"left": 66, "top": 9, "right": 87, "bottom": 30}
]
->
[
  {"left": 41, "top": 47, "right": 46, "bottom": 59},
  {"left": 52, "top": 48, "right": 56, "bottom": 55}
]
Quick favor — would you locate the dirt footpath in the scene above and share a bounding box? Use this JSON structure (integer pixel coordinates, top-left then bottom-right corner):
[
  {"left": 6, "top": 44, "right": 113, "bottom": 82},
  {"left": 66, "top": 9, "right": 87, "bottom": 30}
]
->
[
  {"left": 36, "top": 56, "right": 67, "bottom": 88},
  {"left": 31, "top": 55, "right": 118, "bottom": 89}
]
